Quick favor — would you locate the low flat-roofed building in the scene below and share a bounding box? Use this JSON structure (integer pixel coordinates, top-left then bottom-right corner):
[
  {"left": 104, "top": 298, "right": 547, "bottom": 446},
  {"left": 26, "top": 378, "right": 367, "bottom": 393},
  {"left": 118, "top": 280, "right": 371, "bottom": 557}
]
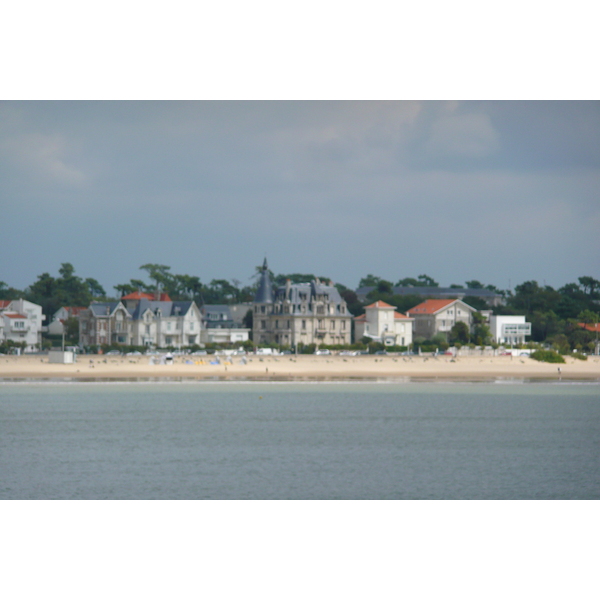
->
[{"left": 489, "top": 315, "right": 531, "bottom": 345}]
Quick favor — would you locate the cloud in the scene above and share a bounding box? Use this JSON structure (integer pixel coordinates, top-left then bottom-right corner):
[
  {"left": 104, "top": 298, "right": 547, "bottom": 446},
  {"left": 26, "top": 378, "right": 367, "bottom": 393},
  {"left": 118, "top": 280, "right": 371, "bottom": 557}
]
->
[
  {"left": 0, "top": 132, "right": 87, "bottom": 186},
  {"left": 423, "top": 110, "right": 500, "bottom": 159}
]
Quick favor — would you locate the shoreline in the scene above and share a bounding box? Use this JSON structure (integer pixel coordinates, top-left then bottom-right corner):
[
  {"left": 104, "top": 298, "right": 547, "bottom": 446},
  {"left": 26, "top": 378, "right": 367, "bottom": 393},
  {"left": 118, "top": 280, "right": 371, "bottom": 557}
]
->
[{"left": 1, "top": 353, "right": 599, "bottom": 383}]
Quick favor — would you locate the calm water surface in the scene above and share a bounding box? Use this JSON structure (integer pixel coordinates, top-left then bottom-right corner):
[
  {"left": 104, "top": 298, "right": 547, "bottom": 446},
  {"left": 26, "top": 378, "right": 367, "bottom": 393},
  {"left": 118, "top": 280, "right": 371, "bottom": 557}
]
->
[{"left": 1, "top": 381, "right": 598, "bottom": 499}]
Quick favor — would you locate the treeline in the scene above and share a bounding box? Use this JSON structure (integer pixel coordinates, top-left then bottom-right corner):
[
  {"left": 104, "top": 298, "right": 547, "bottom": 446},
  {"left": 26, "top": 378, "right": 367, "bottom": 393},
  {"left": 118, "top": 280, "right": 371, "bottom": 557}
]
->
[{"left": 1, "top": 264, "right": 598, "bottom": 351}]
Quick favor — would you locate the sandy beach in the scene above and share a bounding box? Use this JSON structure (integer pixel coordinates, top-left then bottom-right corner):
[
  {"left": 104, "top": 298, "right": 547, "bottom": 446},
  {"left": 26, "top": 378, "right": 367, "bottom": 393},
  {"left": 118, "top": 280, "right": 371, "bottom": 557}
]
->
[{"left": 1, "top": 353, "right": 599, "bottom": 381}]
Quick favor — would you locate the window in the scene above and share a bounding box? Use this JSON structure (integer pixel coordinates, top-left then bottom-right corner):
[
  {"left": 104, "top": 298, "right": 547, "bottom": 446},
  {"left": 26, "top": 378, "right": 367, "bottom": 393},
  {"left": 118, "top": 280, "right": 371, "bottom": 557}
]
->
[
  {"left": 287, "top": 320, "right": 290, "bottom": 328},
  {"left": 190, "top": 322, "right": 194, "bottom": 330},
  {"left": 341, "top": 321, "right": 346, "bottom": 330},
  {"left": 145, "top": 325, "right": 150, "bottom": 334},
  {"left": 261, "top": 320, "right": 266, "bottom": 330},
  {"left": 167, "top": 322, "right": 172, "bottom": 331},
  {"left": 302, "top": 320, "right": 306, "bottom": 330},
  {"left": 318, "top": 319, "right": 324, "bottom": 329},
  {"left": 330, "top": 320, "right": 335, "bottom": 330},
  {"left": 165, "top": 336, "right": 172, "bottom": 345},
  {"left": 275, "top": 320, "right": 279, "bottom": 329}
]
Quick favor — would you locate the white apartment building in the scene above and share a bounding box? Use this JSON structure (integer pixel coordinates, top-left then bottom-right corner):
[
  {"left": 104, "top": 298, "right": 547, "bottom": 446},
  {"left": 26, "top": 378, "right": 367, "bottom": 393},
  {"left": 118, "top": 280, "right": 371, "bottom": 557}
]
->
[{"left": 0, "top": 299, "right": 45, "bottom": 352}]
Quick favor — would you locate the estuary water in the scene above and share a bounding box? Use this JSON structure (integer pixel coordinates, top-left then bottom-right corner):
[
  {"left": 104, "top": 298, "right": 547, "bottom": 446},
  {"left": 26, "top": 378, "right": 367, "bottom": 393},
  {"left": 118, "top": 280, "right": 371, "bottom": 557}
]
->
[{"left": 1, "top": 381, "right": 599, "bottom": 499}]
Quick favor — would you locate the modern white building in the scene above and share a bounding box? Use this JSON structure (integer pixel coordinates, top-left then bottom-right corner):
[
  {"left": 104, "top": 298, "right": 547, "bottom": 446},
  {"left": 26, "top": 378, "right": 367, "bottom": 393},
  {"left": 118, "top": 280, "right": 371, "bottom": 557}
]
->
[
  {"left": 488, "top": 315, "right": 531, "bottom": 345},
  {"left": 0, "top": 299, "right": 45, "bottom": 352},
  {"left": 353, "top": 301, "right": 413, "bottom": 347}
]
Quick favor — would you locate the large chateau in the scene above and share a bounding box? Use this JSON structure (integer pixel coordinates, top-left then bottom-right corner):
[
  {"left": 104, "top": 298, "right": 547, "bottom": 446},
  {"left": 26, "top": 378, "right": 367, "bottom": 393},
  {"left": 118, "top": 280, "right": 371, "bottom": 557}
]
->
[{"left": 252, "top": 259, "right": 352, "bottom": 347}]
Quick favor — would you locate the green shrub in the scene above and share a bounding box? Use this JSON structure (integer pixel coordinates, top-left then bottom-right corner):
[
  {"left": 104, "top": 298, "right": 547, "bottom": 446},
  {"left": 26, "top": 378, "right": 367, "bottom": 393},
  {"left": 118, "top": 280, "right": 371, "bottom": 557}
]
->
[
  {"left": 530, "top": 349, "right": 565, "bottom": 363},
  {"left": 570, "top": 353, "right": 588, "bottom": 361}
]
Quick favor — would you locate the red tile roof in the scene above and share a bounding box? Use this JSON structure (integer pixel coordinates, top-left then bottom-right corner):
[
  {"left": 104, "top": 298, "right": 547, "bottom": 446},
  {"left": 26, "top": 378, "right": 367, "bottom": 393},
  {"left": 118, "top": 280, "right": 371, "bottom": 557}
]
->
[
  {"left": 4, "top": 313, "right": 26, "bottom": 319},
  {"left": 354, "top": 314, "right": 367, "bottom": 321},
  {"left": 407, "top": 299, "right": 456, "bottom": 315},
  {"left": 0, "top": 300, "right": 11, "bottom": 309},
  {"left": 122, "top": 291, "right": 172, "bottom": 302},
  {"left": 579, "top": 322, "right": 600, "bottom": 333},
  {"left": 394, "top": 311, "right": 411, "bottom": 320},
  {"left": 365, "top": 300, "right": 396, "bottom": 309}
]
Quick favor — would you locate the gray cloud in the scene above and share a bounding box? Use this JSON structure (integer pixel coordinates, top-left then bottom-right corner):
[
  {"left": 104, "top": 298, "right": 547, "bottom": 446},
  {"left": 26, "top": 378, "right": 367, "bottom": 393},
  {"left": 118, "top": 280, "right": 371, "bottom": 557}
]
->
[{"left": 1, "top": 101, "right": 598, "bottom": 294}]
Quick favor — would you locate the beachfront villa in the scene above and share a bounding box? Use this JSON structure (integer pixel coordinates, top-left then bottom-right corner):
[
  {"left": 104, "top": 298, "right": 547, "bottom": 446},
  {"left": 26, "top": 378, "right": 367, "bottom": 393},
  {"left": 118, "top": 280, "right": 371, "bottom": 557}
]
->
[
  {"left": 79, "top": 291, "right": 202, "bottom": 349},
  {"left": 353, "top": 300, "right": 413, "bottom": 347},
  {"left": 407, "top": 298, "right": 476, "bottom": 340},
  {"left": 252, "top": 259, "right": 352, "bottom": 347}
]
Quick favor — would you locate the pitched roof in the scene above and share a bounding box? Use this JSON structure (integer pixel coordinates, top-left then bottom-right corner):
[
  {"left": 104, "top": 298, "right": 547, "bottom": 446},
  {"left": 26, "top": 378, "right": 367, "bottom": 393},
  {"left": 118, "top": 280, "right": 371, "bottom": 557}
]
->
[
  {"left": 0, "top": 300, "right": 11, "bottom": 309},
  {"left": 4, "top": 313, "right": 27, "bottom": 319},
  {"left": 394, "top": 311, "right": 411, "bottom": 320},
  {"left": 354, "top": 314, "right": 367, "bottom": 321},
  {"left": 579, "top": 322, "right": 600, "bottom": 333},
  {"left": 365, "top": 300, "right": 396, "bottom": 309},
  {"left": 407, "top": 299, "right": 457, "bottom": 315}
]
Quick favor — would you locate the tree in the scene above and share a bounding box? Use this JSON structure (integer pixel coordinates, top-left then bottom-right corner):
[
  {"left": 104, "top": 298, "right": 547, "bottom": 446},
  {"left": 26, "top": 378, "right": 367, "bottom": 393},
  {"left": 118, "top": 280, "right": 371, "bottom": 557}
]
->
[
  {"left": 358, "top": 274, "right": 381, "bottom": 288},
  {"left": 578, "top": 310, "right": 599, "bottom": 325},
  {"left": 417, "top": 274, "right": 438, "bottom": 287},
  {"left": 465, "top": 280, "right": 484, "bottom": 289},
  {"left": 449, "top": 321, "right": 470, "bottom": 344},
  {"left": 396, "top": 275, "right": 439, "bottom": 287},
  {"left": 85, "top": 278, "right": 106, "bottom": 298}
]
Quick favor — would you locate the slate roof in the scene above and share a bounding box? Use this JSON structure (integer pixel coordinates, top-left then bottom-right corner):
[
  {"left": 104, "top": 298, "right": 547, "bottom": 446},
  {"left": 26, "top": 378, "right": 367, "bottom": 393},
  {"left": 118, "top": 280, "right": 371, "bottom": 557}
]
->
[
  {"left": 128, "top": 299, "right": 193, "bottom": 319},
  {"left": 355, "top": 285, "right": 503, "bottom": 301},
  {"left": 89, "top": 302, "right": 122, "bottom": 316},
  {"left": 254, "top": 258, "right": 274, "bottom": 303}
]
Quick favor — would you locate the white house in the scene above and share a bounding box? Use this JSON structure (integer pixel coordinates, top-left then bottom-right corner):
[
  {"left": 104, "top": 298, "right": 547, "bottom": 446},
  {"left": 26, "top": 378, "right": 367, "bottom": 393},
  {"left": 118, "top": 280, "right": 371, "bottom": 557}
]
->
[
  {"left": 407, "top": 298, "right": 476, "bottom": 340},
  {"left": 488, "top": 315, "right": 531, "bottom": 346},
  {"left": 353, "top": 301, "right": 413, "bottom": 347},
  {"left": 0, "top": 299, "right": 45, "bottom": 352}
]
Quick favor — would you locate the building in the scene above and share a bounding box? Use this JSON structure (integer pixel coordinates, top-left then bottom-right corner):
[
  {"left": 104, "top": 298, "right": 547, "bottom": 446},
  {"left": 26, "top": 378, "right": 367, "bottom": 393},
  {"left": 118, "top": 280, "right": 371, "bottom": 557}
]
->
[
  {"left": 0, "top": 299, "right": 45, "bottom": 352},
  {"left": 355, "top": 285, "right": 504, "bottom": 307},
  {"left": 79, "top": 292, "right": 202, "bottom": 349},
  {"left": 47, "top": 306, "right": 87, "bottom": 335},
  {"left": 407, "top": 298, "right": 477, "bottom": 340},
  {"left": 252, "top": 259, "right": 352, "bottom": 347},
  {"left": 488, "top": 315, "right": 532, "bottom": 346},
  {"left": 353, "top": 300, "right": 413, "bottom": 347},
  {"left": 201, "top": 304, "right": 251, "bottom": 344}
]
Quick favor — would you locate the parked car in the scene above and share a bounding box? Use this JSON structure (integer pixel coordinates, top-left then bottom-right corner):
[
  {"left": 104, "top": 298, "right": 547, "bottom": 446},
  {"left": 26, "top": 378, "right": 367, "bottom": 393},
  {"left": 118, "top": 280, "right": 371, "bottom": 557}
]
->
[{"left": 314, "top": 349, "right": 331, "bottom": 355}]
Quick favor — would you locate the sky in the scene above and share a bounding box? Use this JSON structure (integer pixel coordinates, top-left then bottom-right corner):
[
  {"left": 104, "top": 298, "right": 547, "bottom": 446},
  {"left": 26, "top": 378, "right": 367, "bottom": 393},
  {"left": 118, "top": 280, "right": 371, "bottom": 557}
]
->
[{"left": 1, "top": 100, "right": 599, "bottom": 295}]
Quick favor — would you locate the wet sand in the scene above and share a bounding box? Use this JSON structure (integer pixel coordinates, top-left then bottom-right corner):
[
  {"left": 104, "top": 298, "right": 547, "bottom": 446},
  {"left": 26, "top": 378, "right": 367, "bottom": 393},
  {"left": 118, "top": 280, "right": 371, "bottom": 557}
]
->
[{"left": 1, "top": 353, "right": 599, "bottom": 381}]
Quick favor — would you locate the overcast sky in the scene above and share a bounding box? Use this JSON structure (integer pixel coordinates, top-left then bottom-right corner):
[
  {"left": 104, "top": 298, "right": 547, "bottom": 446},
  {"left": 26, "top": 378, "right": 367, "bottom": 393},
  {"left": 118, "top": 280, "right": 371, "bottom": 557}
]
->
[{"left": 1, "top": 100, "right": 598, "bottom": 294}]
